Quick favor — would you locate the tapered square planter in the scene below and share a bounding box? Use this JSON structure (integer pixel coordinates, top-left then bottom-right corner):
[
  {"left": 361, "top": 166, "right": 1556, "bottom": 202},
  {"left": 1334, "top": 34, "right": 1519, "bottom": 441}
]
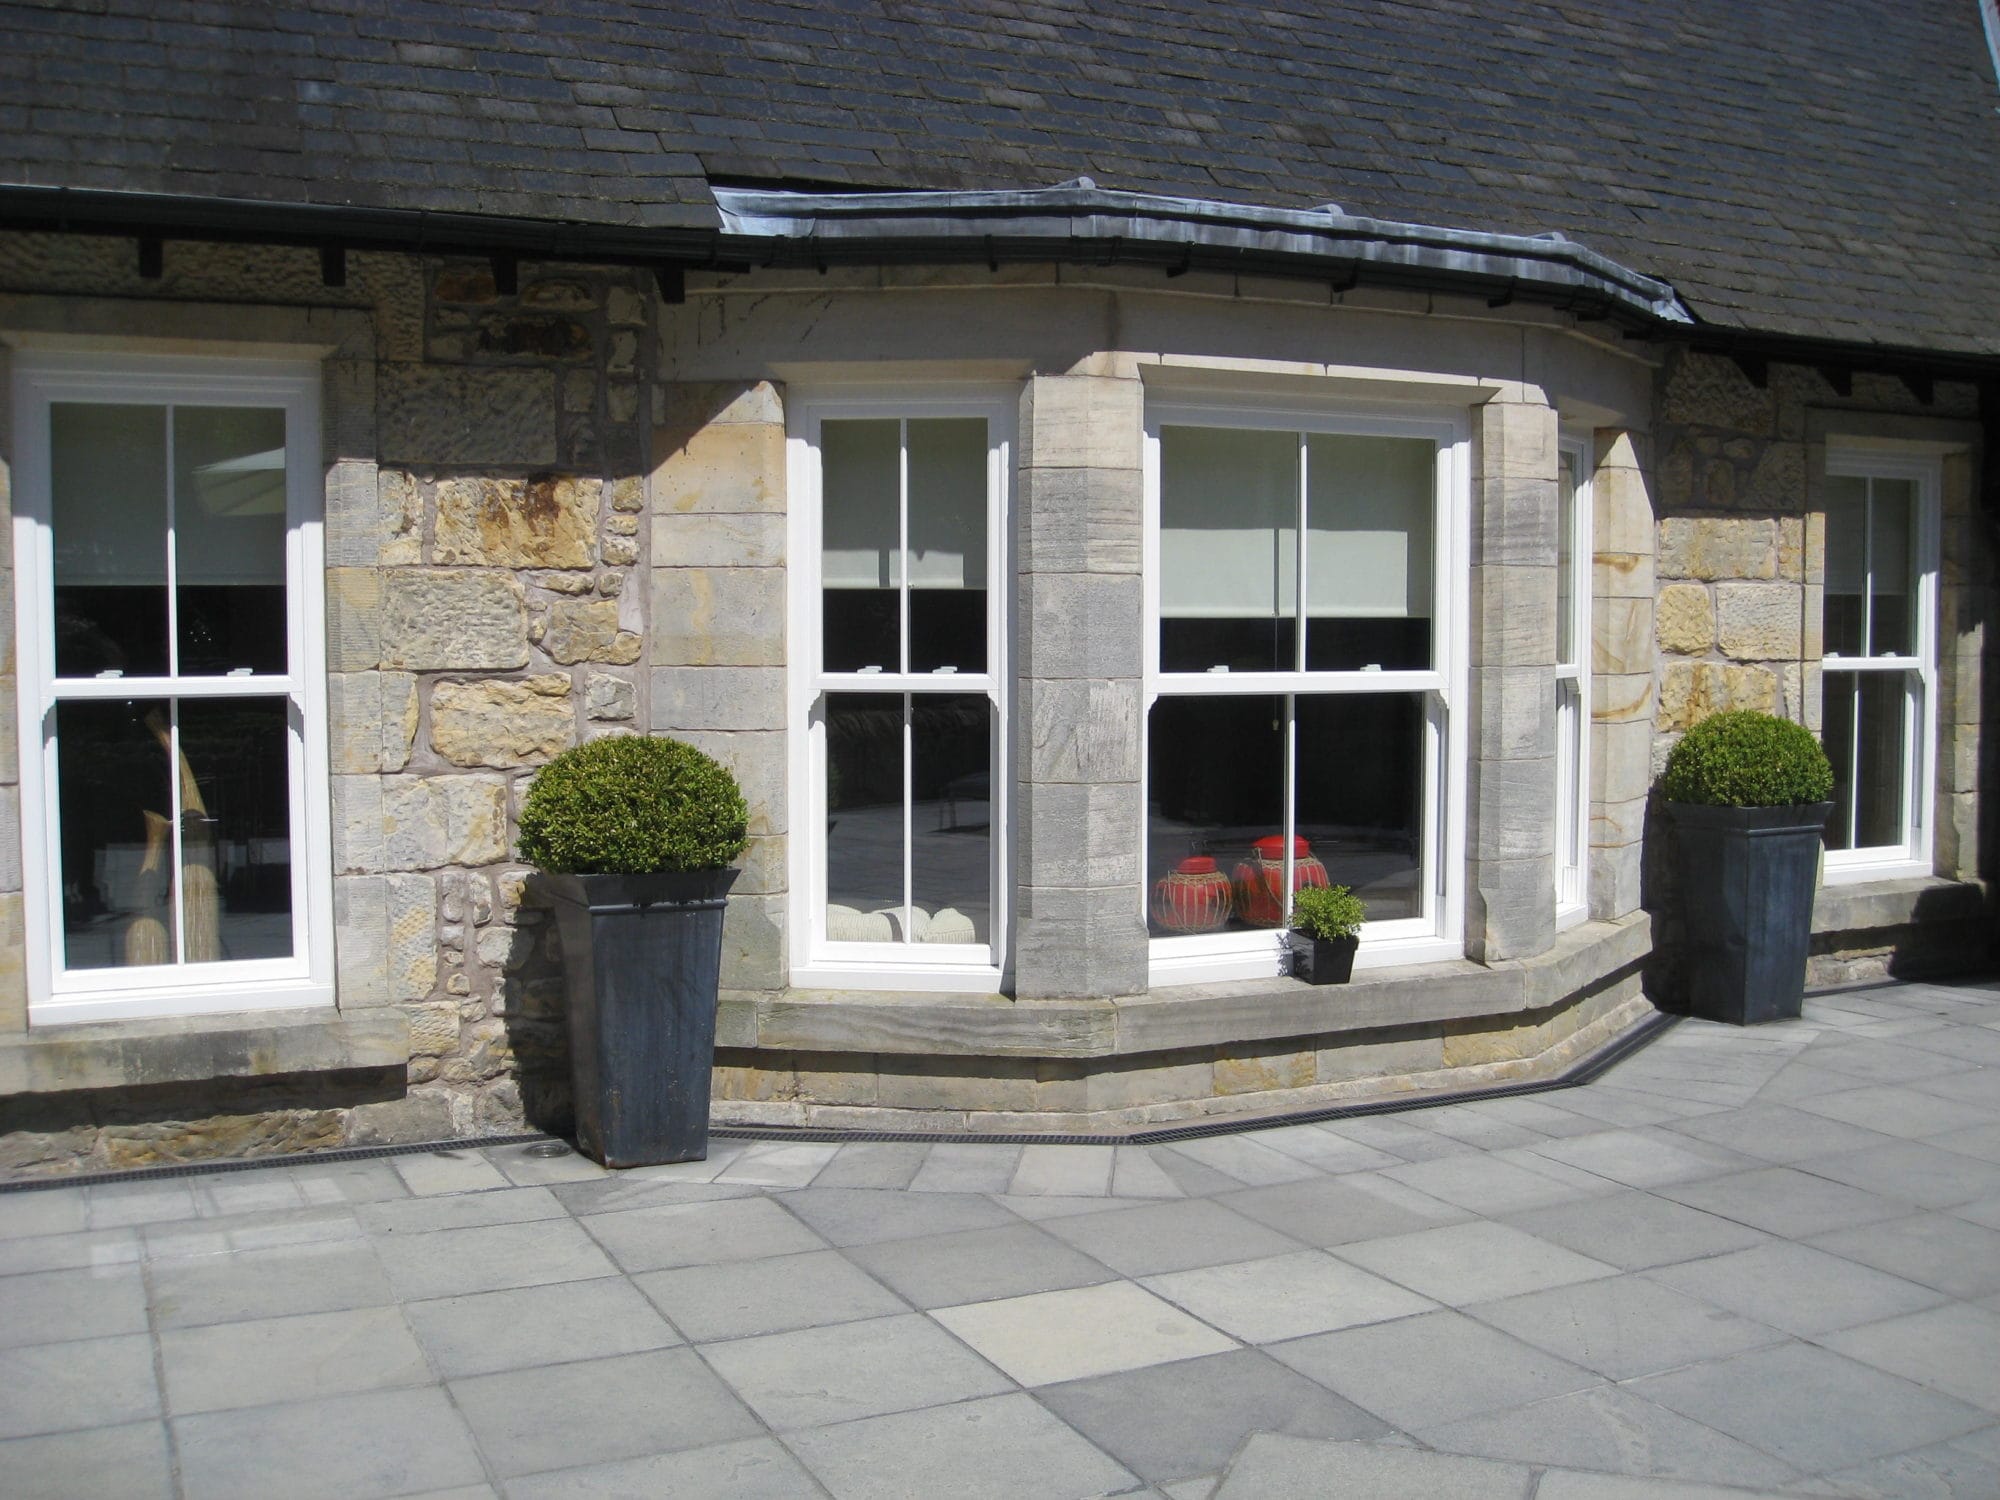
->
[
  {"left": 1668, "top": 802, "right": 1832, "bottom": 1026},
  {"left": 543, "top": 868, "right": 739, "bottom": 1167},
  {"left": 1289, "top": 932, "right": 1359, "bottom": 985}
]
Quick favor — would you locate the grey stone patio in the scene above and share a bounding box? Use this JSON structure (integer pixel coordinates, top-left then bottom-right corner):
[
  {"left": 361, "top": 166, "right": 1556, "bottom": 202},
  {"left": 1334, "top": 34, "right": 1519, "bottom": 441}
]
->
[{"left": 4, "top": 976, "right": 1999, "bottom": 1499}]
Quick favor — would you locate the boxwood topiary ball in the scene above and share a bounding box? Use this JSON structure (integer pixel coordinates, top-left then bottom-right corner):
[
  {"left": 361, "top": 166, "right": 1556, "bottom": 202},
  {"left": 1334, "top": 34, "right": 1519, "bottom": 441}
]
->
[
  {"left": 518, "top": 736, "right": 749, "bottom": 874},
  {"left": 1660, "top": 709, "right": 1834, "bottom": 808}
]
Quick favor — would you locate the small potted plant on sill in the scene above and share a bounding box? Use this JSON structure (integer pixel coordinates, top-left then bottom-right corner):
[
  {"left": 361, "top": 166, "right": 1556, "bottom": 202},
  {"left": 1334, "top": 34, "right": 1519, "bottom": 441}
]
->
[
  {"left": 1288, "top": 884, "right": 1367, "bottom": 985},
  {"left": 1660, "top": 709, "right": 1833, "bottom": 1026},
  {"left": 518, "top": 735, "right": 748, "bottom": 1168}
]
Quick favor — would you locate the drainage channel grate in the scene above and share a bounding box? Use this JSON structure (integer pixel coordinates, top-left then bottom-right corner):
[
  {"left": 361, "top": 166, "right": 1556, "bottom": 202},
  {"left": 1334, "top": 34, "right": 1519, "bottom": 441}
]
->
[{"left": 0, "top": 1011, "right": 1678, "bottom": 1194}]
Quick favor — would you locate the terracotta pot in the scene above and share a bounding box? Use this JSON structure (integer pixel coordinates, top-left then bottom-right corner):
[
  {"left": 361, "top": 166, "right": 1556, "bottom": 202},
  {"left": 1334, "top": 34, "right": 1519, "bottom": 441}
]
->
[
  {"left": 1150, "top": 856, "right": 1233, "bottom": 933},
  {"left": 1232, "top": 834, "right": 1330, "bottom": 928}
]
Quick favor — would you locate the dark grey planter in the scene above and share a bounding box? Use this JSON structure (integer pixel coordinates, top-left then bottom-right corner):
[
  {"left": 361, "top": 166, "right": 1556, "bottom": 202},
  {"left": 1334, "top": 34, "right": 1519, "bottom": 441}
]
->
[
  {"left": 543, "top": 867, "right": 739, "bottom": 1168},
  {"left": 1290, "top": 932, "right": 1359, "bottom": 985},
  {"left": 1667, "top": 801, "right": 1832, "bottom": 1026}
]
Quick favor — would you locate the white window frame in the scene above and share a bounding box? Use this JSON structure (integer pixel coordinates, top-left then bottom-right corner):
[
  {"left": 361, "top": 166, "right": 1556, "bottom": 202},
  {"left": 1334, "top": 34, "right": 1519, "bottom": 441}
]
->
[
  {"left": 1820, "top": 442, "right": 1940, "bottom": 884},
  {"left": 11, "top": 351, "right": 333, "bottom": 1024},
  {"left": 1142, "top": 396, "right": 1470, "bottom": 985},
  {"left": 1555, "top": 435, "right": 1592, "bottom": 926},
  {"left": 785, "top": 386, "right": 1014, "bottom": 992}
]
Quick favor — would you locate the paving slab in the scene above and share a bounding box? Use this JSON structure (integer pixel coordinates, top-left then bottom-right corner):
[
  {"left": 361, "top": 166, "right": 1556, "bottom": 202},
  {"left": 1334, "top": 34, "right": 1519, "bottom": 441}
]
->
[
  {"left": 159, "top": 1304, "right": 432, "bottom": 1414},
  {"left": 773, "top": 1186, "right": 1017, "bottom": 1247},
  {"left": 505, "top": 1435, "right": 824, "bottom": 1500},
  {"left": 933, "top": 1280, "right": 1237, "bottom": 1387},
  {"left": 174, "top": 1386, "right": 486, "bottom": 1500},
  {"left": 1501, "top": 1189, "right": 1771, "bottom": 1271},
  {"left": 1630, "top": 1342, "right": 1990, "bottom": 1474},
  {"left": 636, "top": 1244, "right": 908, "bottom": 1340},
  {"left": 0, "top": 1419, "right": 172, "bottom": 1500},
  {"left": 786, "top": 1391, "right": 1135, "bottom": 1500},
  {"left": 1417, "top": 1383, "right": 1800, "bottom": 1490},
  {"left": 1217, "top": 1172, "right": 1469, "bottom": 1246},
  {"left": 1821, "top": 1302, "right": 2000, "bottom": 1413},
  {"left": 449, "top": 1346, "right": 761, "bottom": 1478},
  {"left": 1039, "top": 1197, "right": 1303, "bottom": 1276},
  {"left": 404, "top": 1276, "right": 681, "bottom": 1378},
  {"left": 1033, "top": 1347, "right": 1390, "bottom": 1484},
  {"left": 150, "top": 1236, "right": 393, "bottom": 1328},
  {"left": 375, "top": 1215, "right": 619, "bottom": 1298},
  {"left": 0, "top": 1333, "right": 159, "bottom": 1438},
  {"left": 702, "top": 1311, "right": 1013, "bottom": 1428},
  {"left": 1330, "top": 1219, "right": 1618, "bottom": 1304},
  {"left": 1211, "top": 1433, "right": 1534, "bottom": 1499},
  {"left": 0, "top": 1189, "right": 87, "bottom": 1240},
  {"left": 1644, "top": 1241, "right": 1947, "bottom": 1337},
  {"left": 1464, "top": 1273, "right": 1782, "bottom": 1380},
  {"left": 1657, "top": 1165, "right": 1915, "bottom": 1238},
  {"left": 845, "top": 1221, "right": 1113, "bottom": 1310},
  {"left": 578, "top": 1193, "right": 827, "bottom": 1271},
  {"left": 1807, "top": 1211, "right": 2000, "bottom": 1300},
  {"left": 1268, "top": 1308, "right": 1599, "bottom": 1429},
  {"left": 1139, "top": 1248, "right": 1434, "bottom": 1343},
  {"left": 0, "top": 1261, "right": 148, "bottom": 1347},
  {"left": 356, "top": 1183, "right": 566, "bottom": 1235}
]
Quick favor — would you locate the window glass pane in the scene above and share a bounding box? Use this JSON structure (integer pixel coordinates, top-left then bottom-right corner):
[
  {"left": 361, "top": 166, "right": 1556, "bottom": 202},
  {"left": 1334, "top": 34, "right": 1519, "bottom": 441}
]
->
[
  {"left": 1823, "top": 474, "right": 1866, "bottom": 657},
  {"left": 1823, "top": 671, "right": 1909, "bottom": 852},
  {"left": 1304, "top": 434, "right": 1434, "bottom": 671},
  {"left": 1556, "top": 450, "right": 1576, "bottom": 666},
  {"left": 1159, "top": 427, "right": 1296, "bottom": 673},
  {"left": 907, "top": 418, "right": 988, "bottom": 674},
  {"left": 51, "top": 404, "right": 169, "bottom": 678},
  {"left": 1869, "top": 478, "right": 1913, "bottom": 656},
  {"left": 56, "top": 699, "right": 176, "bottom": 969},
  {"left": 1146, "top": 695, "right": 1284, "bottom": 935},
  {"left": 821, "top": 420, "right": 901, "bottom": 673},
  {"left": 824, "top": 692, "right": 905, "bottom": 940},
  {"left": 910, "top": 694, "right": 989, "bottom": 944},
  {"left": 1295, "top": 693, "right": 1425, "bottom": 921},
  {"left": 178, "top": 698, "right": 294, "bottom": 961},
  {"left": 175, "top": 408, "right": 289, "bottom": 676}
]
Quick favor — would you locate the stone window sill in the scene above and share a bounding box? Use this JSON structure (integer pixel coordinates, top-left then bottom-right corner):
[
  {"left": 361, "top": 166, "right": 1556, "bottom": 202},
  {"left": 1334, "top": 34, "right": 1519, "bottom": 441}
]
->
[
  {"left": 0, "top": 1008, "right": 410, "bottom": 1096},
  {"left": 1812, "top": 875, "right": 1988, "bottom": 936},
  {"left": 719, "top": 913, "right": 1651, "bottom": 1062}
]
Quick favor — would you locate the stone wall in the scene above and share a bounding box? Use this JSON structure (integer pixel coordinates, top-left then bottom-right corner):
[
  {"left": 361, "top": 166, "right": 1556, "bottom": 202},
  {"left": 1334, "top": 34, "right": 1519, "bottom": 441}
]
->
[
  {"left": 1645, "top": 348, "right": 1995, "bottom": 989},
  {"left": 0, "top": 234, "right": 661, "bottom": 1171}
]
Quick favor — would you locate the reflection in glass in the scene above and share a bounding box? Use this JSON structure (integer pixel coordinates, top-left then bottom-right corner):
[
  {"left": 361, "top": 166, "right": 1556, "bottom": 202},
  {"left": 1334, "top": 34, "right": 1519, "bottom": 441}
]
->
[
  {"left": 1146, "top": 696, "right": 1284, "bottom": 936},
  {"left": 176, "top": 407, "right": 288, "bottom": 675},
  {"left": 907, "top": 419, "right": 988, "bottom": 673},
  {"left": 1824, "top": 672, "right": 1908, "bottom": 852},
  {"left": 821, "top": 420, "right": 901, "bottom": 673},
  {"left": 57, "top": 699, "right": 176, "bottom": 969},
  {"left": 1159, "top": 427, "right": 1297, "bottom": 673},
  {"left": 911, "top": 695, "right": 990, "bottom": 943},
  {"left": 824, "top": 693, "right": 906, "bottom": 941},
  {"left": 178, "top": 698, "right": 294, "bottom": 961},
  {"left": 1823, "top": 474, "right": 1866, "bottom": 657},
  {"left": 51, "top": 404, "right": 170, "bottom": 678},
  {"left": 1296, "top": 694, "right": 1424, "bottom": 921},
  {"left": 1869, "top": 479, "right": 1913, "bottom": 656},
  {"left": 1305, "top": 434, "right": 1435, "bottom": 671}
]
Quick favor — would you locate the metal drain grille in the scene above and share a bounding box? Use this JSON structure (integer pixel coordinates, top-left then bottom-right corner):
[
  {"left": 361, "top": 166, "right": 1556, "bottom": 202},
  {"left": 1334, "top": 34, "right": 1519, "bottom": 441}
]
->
[{"left": 0, "top": 1011, "right": 1678, "bottom": 1193}]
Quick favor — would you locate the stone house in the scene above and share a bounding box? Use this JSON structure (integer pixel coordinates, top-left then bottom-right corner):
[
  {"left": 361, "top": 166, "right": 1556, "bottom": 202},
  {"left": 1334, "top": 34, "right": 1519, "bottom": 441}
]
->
[{"left": 0, "top": 1, "right": 1993, "bottom": 1173}]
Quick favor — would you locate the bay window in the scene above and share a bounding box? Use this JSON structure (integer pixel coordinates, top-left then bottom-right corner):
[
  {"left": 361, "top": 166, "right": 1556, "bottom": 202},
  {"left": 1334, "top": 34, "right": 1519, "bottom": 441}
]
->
[
  {"left": 1821, "top": 448, "right": 1938, "bottom": 879},
  {"left": 11, "top": 353, "right": 332, "bottom": 1023},
  {"left": 788, "top": 395, "right": 1010, "bottom": 989},
  {"left": 1143, "top": 402, "right": 1466, "bottom": 982}
]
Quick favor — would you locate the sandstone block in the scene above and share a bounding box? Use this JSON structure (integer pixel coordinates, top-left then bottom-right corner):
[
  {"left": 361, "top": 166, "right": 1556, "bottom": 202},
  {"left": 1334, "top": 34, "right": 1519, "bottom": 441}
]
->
[
  {"left": 1659, "top": 661, "right": 1779, "bottom": 731},
  {"left": 374, "top": 468, "right": 423, "bottom": 567},
  {"left": 1661, "top": 352, "right": 1776, "bottom": 434},
  {"left": 1715, "top": 582, "right": 1803, "bottom": 661},
  {"left": 1470, "top": 666, "right": 1555, "bottom": 761},
  {"left": 430, "top": 676, "right": 575, "bottom": 767},
  {"left": 381, "top": 571, "right": 529, "bottom": 671},
  {"left": 0, "top": 890, "right": 24, "bottom": 1033},
  {"left": 1591, "top": 463, "right": 1656, "bottom": 555},
  {"left": 584, "top": 672, "right": 636, "bottom": 721},
  {"left": 1747, "top": 442, "right": 1805, "bottom": 512},
  {"left": 606, "top": 285, "right": 647, "bottom": 325},
  {"left": 1472, "top": 564, "right": 1557, "bottom": 665},
  {"left": 650, "top": 566, "right": 783, "bottom": 666},
  {"left": 345, "top": 1092, "right": 455, "bottom": 1147},
  {"left": 1592, "top": 597, "right": 1654, "bottom": 676},
  {"left": 332, "top": 776, "right": 385, "bottom": 875},
  {"left": 1655, "top": 584, "right": 1714, "bottom": 655},
  {"left": 1023, "top": 374, "right": 1143, "bottom": 471},
  {"left": 379, "top": 365, "right": 555, "bottom": 465},
  {"left": 652, "top": 421, "right": 784, "bottom": 513},
  {"left": 1317, "top": 1031, "right": 1445, "bottom": 1082},
  {"left": 406, "top": 1001, "right": 460, "bottom": 1058},
  {"left": 325, "top": 568, "right": 382, "bottom": 671},
  {"left": 1657, "top": 517, "right": 1779, "bottom": 582},
  {"left": 1592, "top": 718, "right": 1654, "bottom": 806},
  {"left": 434, "top": 476, "right": 597, "bottom": 568},
  {"left": 1018, "top": 780, "right": 1144, "bottom": 888},
  {"left": 650, "top": 667, "right": 786, "bottom": 732},
  {"left": 384, "top": 775, "right": 511, "bottom": 869},
  {"left": 334, "top": 875, "right": 389, "bottom": 1007},
  {"left": 387, "top": 873, "right": 438, "bottom": 1001},
  {"left": 1016, "top": 572, "right": 1142, "bottom": 679},
  {"left": 651, "top": 510, "right": 786, "bottom": 568},
  {"left": 543, "top": 598, "right": 641, "bottom": 665},
  {"left": 1594, "top": 551, "right": 1655, "bottom": 601},
  {"left": 1019, "top": 466, "right": 1142, "bottom": 574},
  {"left": 1591, "top": 673, "right": 1654, "bottom": 726},
  {"left": 601, "top": 533, "right": 638, "bottom": 567},
  {"left": 1472, "top": 477, "right": 1558, "bottom": 568},
  {"left": 1026, "top": 678, "right": 1141, "bottom": 784},
  {"left": 1215, "top": 1048, "right": 1315, "bottom": 1095},
  {"left": 327, "top": 672, "right": 419, "bottom": 775},
  {"left": 475, "top": 924, "right": 536, "bottom": 972}
]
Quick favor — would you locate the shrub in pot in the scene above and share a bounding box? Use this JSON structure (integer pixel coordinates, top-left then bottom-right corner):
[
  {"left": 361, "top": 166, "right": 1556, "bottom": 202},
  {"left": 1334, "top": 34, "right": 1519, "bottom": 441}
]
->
[
  {"left": 518, "top": 736, "right": 748, "bottom": 1167},
  {"left": 1660, "top": 710, "right": 1833, "bottom": 1025},
  {"left": 1288, "top": 884, "right": 1367, "bottom": 985}
]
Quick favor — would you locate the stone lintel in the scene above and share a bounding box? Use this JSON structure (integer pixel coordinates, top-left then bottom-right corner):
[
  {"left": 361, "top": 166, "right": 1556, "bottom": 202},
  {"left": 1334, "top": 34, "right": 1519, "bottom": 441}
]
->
[{"left": 0, "top": 1008, "right": 411, "bottom": 1096}]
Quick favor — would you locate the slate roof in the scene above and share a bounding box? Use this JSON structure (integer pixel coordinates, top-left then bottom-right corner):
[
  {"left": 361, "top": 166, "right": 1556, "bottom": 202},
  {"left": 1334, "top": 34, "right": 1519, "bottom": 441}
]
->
[{"left": 3, "top": 0, "right": 1998, "bottom": 355}]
